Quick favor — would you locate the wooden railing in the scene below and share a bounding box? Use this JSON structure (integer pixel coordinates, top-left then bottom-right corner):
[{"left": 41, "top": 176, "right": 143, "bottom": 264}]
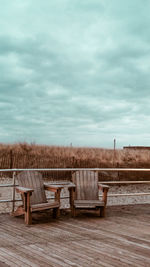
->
[{"left": 0, "top": 168, "right": 150, "bottom": 213}]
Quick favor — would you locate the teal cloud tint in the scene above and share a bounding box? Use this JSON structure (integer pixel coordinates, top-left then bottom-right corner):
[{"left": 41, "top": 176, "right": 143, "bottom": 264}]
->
[{"left": 0, "top": 0, "right": 150, "bottom": 147}]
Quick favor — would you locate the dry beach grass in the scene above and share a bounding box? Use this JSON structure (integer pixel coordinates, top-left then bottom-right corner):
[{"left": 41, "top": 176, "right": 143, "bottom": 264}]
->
[
  {"left": 0, "top": 142, "right": 150, "bottom": 167},
  {"left": 0, "top": 142, "right": 150, "bottom": 181}
]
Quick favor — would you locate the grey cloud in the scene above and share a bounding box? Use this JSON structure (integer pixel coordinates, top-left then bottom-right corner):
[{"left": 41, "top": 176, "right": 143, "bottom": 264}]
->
[{"left": 0, "top": 0, "right": 150, "bottom": 147}]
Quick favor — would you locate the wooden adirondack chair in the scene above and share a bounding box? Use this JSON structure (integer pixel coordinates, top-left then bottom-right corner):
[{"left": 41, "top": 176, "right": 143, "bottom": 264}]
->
[
  {"left": 13, "top": 171, "right": 63, "bottom": 225},
  {"left": 68, "top": 170, "right": 109, "bottom": 217}
]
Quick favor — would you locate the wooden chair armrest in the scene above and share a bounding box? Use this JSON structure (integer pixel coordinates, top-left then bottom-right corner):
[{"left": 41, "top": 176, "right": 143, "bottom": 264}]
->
[
  {"left": 98, "top": 183, "right": 110, "bottom": 190},
  {"left": 16, "top": 186, "right": 34, "bottom": 194},
  {"left": 44, "top": 184, "right": 63, "bottom": 192},
  {"left": 67, "top": 183, "right": 76, "bottom": 190},
  {"left": 98, "top": 184, "right": 109, "bottom": 206}
]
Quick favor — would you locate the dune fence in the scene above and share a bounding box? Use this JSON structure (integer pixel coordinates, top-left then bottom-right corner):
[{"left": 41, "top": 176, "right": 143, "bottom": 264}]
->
[{"left": 0, "top": 143, "right": 150, "bottom": 181}]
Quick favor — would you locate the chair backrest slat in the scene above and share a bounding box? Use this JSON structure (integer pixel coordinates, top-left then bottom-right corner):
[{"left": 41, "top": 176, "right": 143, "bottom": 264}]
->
[
  {"left": 17, "top": 171, "right": 47, "bottom": 205},
  {"left": 72, "top": 170, "right": 98, "bottom": 200}
]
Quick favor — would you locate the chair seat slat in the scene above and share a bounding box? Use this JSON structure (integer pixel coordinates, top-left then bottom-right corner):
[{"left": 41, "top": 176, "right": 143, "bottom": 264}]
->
[{"left": 31, "top": 201, "right": 59, "bottom": 212}]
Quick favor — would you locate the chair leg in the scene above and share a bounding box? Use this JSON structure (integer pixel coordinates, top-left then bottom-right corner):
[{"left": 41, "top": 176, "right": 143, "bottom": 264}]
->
[
  {"left": 100, "top": 207, "right": 105, "bottom": 217},
  {"left": 24, "top": 192, "right": 32, "bottom": 225},
  {"left": 71, "top": 207, "right": 76, "bottom": 217},
  {"left": 25, "top": 210, "right": 32, "bottom": 225},
  {"left": 53, "top": 208, "right": 60, "bottom": 218}
]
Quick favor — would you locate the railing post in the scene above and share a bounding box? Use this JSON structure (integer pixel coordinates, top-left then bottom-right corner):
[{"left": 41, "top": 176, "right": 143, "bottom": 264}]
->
[{"left": 12, "top": 171, "right": 16, "bottom": 213}]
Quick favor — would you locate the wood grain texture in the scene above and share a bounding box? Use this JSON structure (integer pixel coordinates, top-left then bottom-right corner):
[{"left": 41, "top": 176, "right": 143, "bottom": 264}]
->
[
  {"left": 74, "top": 200, "right": 104, "bottom": 208},
  {"left": 0, "top": 260, "right": 9, "bottom": 267},
  {"left": 14, "top": 171, "right": 62, "bottom": 224},
  {"left": 71, "top": 171, "right": 108, "bottom": 216},
  {"left": 17, "top": 171, "right": 47, "bottom": 205},
  {"left": 72, "top": 170, "right": 99, "bottom": 200},
  {"left": 0, "top": 204, "right": 150, "bottom": 266},
  {"left": 31, "top": 201, "right": 59, "bottom": 212}
]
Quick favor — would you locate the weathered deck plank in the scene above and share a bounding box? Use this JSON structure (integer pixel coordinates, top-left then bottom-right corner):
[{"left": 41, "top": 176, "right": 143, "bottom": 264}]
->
[{"left": 0, "top": 204, "right": 150, "bottom": 267}]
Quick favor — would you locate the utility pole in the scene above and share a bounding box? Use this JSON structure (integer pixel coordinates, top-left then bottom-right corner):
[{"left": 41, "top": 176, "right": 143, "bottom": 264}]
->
[
  {"left": 113, "top": 138, "right": 116, "bottom": 166},
  {"left": 114, "top": 138, "right": 116, "bottom": 151}
]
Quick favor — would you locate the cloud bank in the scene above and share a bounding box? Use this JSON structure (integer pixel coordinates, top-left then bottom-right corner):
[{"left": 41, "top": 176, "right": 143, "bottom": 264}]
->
[{"left": 0, "top": 0, "right": 150, "bottom": 147}]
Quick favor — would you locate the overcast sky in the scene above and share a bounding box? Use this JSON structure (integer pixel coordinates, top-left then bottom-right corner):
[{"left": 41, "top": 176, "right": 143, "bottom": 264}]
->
[{"left": 0, "top": 0, "right": 150, "bottom": 148}]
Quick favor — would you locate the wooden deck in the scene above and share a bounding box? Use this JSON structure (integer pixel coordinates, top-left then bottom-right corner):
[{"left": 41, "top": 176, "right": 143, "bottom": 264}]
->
[{"left": 0, "top": 204, "right": 150, "bottom": 267}]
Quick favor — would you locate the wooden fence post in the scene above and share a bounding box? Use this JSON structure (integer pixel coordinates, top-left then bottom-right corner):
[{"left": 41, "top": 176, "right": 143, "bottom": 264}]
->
[{"left": 10, "top": 149, "right": 13, "bottom": 169}]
